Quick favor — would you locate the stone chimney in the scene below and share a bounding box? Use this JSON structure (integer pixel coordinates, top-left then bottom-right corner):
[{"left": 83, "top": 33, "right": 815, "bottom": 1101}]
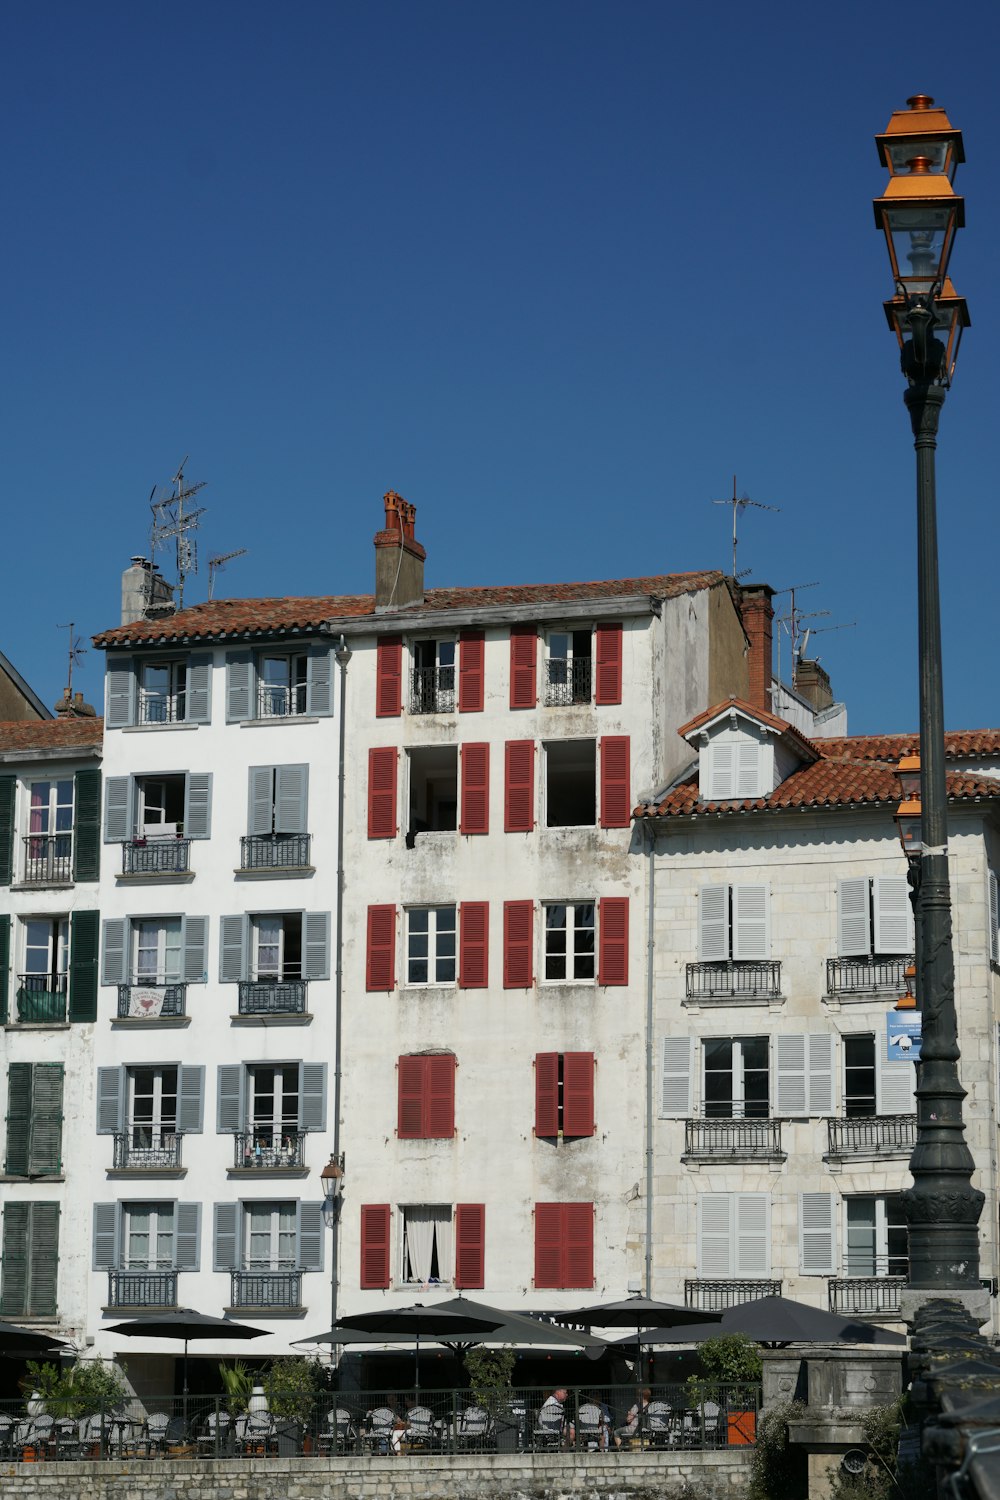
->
[
  {"left": 54, "top": 689, "right": 97, "bottom": 720},
  {"left": 739, "top": 584, "right": 774, "bottom": 713},
  {"left": 121, "top": 557, "right": 174, "bottom": 625},
  {"left": 374, "top": 491, "right": 426, "bottom": 610},
  {"left": 795, "top": 657, "right": 834, "bottom": 712}
]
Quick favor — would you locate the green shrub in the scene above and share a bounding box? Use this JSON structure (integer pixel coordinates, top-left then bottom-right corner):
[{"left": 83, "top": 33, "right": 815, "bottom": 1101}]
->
[
  {"left": 463, "top": 1346, "right": 516, "bottom": 1417},
  {"left": 749, "top": 1400, "right": 808, "bottom": 1500},
  {"left": 261, "top": 1356, "right": 325, "bottom": 1424},
  {"left": 22, "top": 1359, "right": 127, "bottom": 1419}
]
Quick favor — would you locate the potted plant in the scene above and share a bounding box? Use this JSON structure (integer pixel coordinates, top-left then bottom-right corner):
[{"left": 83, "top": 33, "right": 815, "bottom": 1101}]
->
[
  {"left": 218, "top": 1359, "right": 254, "bottom": 1418},
  {"left": 687, "top": 1334, "right": 762, "bottom": 1445},
  {"left": 261, "top": 1357, "right": 323, "bottom": 1456},
  {"left": 463, "top": 1346, "right": 517, "bottom": 1451}
]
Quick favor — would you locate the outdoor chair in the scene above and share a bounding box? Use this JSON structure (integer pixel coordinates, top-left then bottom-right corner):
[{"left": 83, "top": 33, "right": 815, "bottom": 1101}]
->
[
  {"left": 400, "top": 1404, "right": 435, "bottom": 1453},
  {"left": 318, "top": 1407, "right": 357, "bottom": 1455},
  {"left": 455, "top": 1405, "right": 493, "bottom": 1452},
  {"left": 239, "top": 1412, "right": 274, "bottom": 1457},
  {"left": 197, "top": 1409, "right": 232, "bottom": 1457},
  {"left": 54, "top": 1417, "right": 81, "bottom": 1460},
  {"left": 0, "top": 1417, "right": 13, "bottom": 1459},
  {"left": 695, "top": 1400, "right": 721, "bottom": 1447},
  {"left": 531, "top": 1409, "right": 564, "bottom": 1450},
  {"left": 362, "top": 1406, "right": 396, "bottom": 1455},
  {"left": 144, "top": 1412, "right": 170, "bottom": 1457},
  {"left": 641, "top": 1400, "right": 672, "bottom": 1449},
  {"left": 577, "top": 1403, "right": 605, "bottom": 1451},
  {"left": 79, "top": 1412, "right": 106, "bottom": 1457}
]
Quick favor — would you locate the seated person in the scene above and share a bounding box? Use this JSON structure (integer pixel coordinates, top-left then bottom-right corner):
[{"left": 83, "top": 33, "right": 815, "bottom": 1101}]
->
[
  {"left": 615, "top": 1388, "right": 652, "bottom": 1446},
  {"left": 538, "top": 1389, "right": 574, "bottom": 1447}
]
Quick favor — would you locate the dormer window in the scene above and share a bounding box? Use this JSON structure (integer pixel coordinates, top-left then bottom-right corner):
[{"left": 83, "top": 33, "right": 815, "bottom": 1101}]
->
[{"left": 707, "top": 741, "right": 763, "bottom": 801}]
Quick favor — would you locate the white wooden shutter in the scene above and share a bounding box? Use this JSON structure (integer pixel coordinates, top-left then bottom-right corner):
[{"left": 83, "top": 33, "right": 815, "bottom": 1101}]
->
[
  {"left": 732, "top": 884, "right": 768, "bottom": 960},
  {"left": 877, "top": 1051, "right": 916, "bottom": 1115},
  {"left": 697, "top": 1195, "right": 733, "bottom": 1277},
  {"left": 989, "top": 871, "right": 998, "bottom": 964},
  {"left": 807, "top": 1034, "right": 834, "bottom": 1116},
  {"left": 799, "top": 1192, "right": 835, "bottom": 1274},
  {"left": 699, "top": 886, "right": 729, "bottom": 961},
  {"left": 837, "top": 879, "right": 871, "bottom": 957},
  {"left": 736, "top": 742, "right": 761, "bottom": 799},
  {"left": 776, "top": 1034, "right": 807, "bottom": 1115},
  {"left": 735, "top": 1194, "right": 770, "bottom": 1276},
  {"left": 660, "top": 1037, "right": 694, "bottom": 1118},
  {"left": 709, "top": 744, "right": 735, "bottom": 800},
  {"left": 873, "top": 876, "right": 912, "bottom": 954}
]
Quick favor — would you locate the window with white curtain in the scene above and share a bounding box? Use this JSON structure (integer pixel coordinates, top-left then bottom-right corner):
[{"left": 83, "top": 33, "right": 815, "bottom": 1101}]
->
[
  {"left": 246, "top": 1202, "right": 296, "bottom": 1269},
  {"left": 133, "top": 919, "right": 182, "bottom": 984},
  {"left": 124, "top": 1202, "right": 175, "bottom": 1270},
  {"left": 400, "top": 1205, "right": 453, "bottom": 1284}
]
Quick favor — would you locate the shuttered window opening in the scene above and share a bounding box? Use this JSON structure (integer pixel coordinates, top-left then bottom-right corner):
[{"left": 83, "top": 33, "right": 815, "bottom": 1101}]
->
[
  {"left": 703, "top": 1038, "right": 769, "bottom": 1118},
  {"left": 844, "top": 1194, "right": 908, "bottom": 1278},
  {"left": 376, "top": 637, "right": 403, "bottom": 718},
  {"left": 696, "top": 1194, "right": 771, "bottom": 1278},
  {"left": 366, "top": 905, "right": 397, "bottom": 991},
  {"left": 837, "top": 877, "right": 913, "bottom": 957},
  {"left": 509, "top": 626, "right": 537, "bottom": 709},
  {"left": 408, "top": 746, "right": 458, "bottom": 835},
  {"left": 5, "top": 1063, "right": 64, "bottom": 1176},
  {"left": 215, "top": 1063, "right": 326, "bottom": 1135},
  {"left": 0, "top": 1202, "right": 59, "bottom": 1317},
  {"left": 247, "top": 765, "right": 309, "bottom": 836},
  {"left": 460, "top": 744, "right": 490, "bottom": 835},
  {"left": 102, "top": 914, "right": 209, "bottom": 988},
  {"left": 360, "top": 1204, "right": 391, "bottom": 1288},
  {"left": 504, "top": 740, "right": 535, "bottom": 832},
  {"left": 698, "top": 884, "right": 770, "bottom": 961},
  {"left": 707, "top": 740, "right": 763, "bottom": 801},
  {"left": 218, "top": 912, "right": 331, "bottom": 984},
  {"left": 17, "top": 915, "right": 68, "bottom": 1024},
  {"left": 401, "top": 1206, "right": 453, "bottom": 1284},
  {"left": 774, "top": 1034, "right": 834, "bottom": 1118},
  {"left": 412, "top": 639, "right": 456, "bottom": 714},
  {"left": 597, "top": 896, "right": 629, "bottom": 986},
  {"left": 990, "top": 871, "right": 999, "bottom": 964},
  {"left": 93, "top": 1200, "right": 202, "bottom": 1274},
  {"left": 406, "top": 906, "right": 455, "bottom": 986},
  {"left": 842, "top": 1033, "right": 916, "bottom": 1117},
  {"left": 544, "top": 740, "right": 595, "bottom": 827},
  {"left": 599, "top": 736, "right": 630, "bottom": 829},
  {"left": 23, "top": 777, "right": 73, "bottom": 884},
  {"left": 211, "top": 1200, "right": 323, "bottom": 1275},
  {"left": 104, "top": 772, "right": 213, "bottom": 843},
  {"left": 534, "top": 1053, "right": 595, "bottom": 1138},
  {"left": 459, "top": 902, "right": 489, "bottom": 988},
  {"left": 397, "top": 1055, "right": 456, "bottom": 1138},
  {"left": 503, "top": 901, "right": 534, "bottom": 988},
  {"left": 454, "top": 1203, "right": 485, "bottom": 1289},
  {"left": 799, "top": 1193, "right": 836, "bottom": 1275},
  {"left": 543, "top": 903, "right": 595, "bottom": 981},
  {"left": 117, "top": 654, "right": 213, "bottom": 729},
  {"left": 594, "top": 622, "right": 623, "bottom": 705},
  {"left": 534, "top": 1203, "right": 594, "bottom": 1289},
  {"left": 544, "top": 629, "right": 592, "bottom": 707},
  {"left": 368, "top": 748, "right": 398, "bottom": 839},
  {"left": 225, "top": 646, "right": 332, "bottom": 722},
  {"left": 458, "top": 633, "right": 485, "bottom": 714}
]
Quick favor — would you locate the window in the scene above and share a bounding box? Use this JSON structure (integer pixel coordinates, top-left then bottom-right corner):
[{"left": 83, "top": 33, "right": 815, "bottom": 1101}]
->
[
  {"left": 4, "top": 1063, "right": 64, "bottom": 1175},
  {"left": 704, "top": 739, "right": 763, "bottom": 801},
  {"left": 990, "top": 870, "right": 999, "bottom": 964},
  {"left": 19, "top": 917, "right": 69, "bottom": 1018},
  {"left": 139, "top": 660, "right": 187, "bottom": 724},
  {"left": 248, "top": 1065, "right": 300, "bottom": 1144},
  {"left": 411, "top": 639, "right": 456, "bottom": 713},
  {"left": 134, "top": 918, "right": 182, "bottom": 984},
  {"left": 544, "top": 741, "right": 595, "bottom": 827},
  {"left": 247, "top": 1202, "right": 297, "bottom": 1269},
  {"left": 252, "top": 913, "right": 302, "bottom": 980},
  {"left": 703, "top": 1038, "right": 769, "bottom": 1119},
  {"left": 124, "top": 1202, "right": 175, "bottom": 1270},
  {"left": 103, "top": 772, "right": 213, "bottom": 845},
  {"left": 837, "top": 878, "right": 912, "bottom": 957},
  {"left": 844, "top": 1035, "right": 876, "bottom": 1117},
  {"left": 101, "top": 915, "right": 208, "bottom": 1002},
  {"left": 0, "top": 1203, "right": 59, "bottom": 1316},
  {"left": 360, "top": 1203, "right": 484, "bottom": 1290},
  {"left": 218, "top": 911, "right": 330, "bottom": 989},
  {"left": 544, "top": 630, "right": 592, "bottom": 706},
  {"left": 698, "top": 884, "right": 769, "bottom": 961},
  {"left": 128, "top": 1066, "right": 178, "bottom": 1152},
  {"left": 408, "top": 747, "right": 458, "bottom": 834},
  {"left": 534, "top": 1203, "right": 594, "bottom": 1289},
  {"left": 697, "top": 1194, "right": 770, "bottom": 1278},
  {"left": 137, "top": 776, "right": 186, "bottom": 835},
  {"left": 842, "top": 1032, "right": 915, "bottom": 1118},
  {"left": 534, "top": 1053, "right": 595, "bottom": 1138},
  {"left": 544, "top": 902, "right": 595, "bottom": 981},
  {"left": 257, "top": 653, "right": 307, "bottom": 718},
  {"left": 398, "top": 1055, "right": 456, "bottom": 1138},
  {"left": 224, "top": 646, "right": 331, "bottom": 723},
  {"left": 25, "top": 779, "right": 73, "bottom": 882},
  {"left": 247, "top": 765, "right": 309, "bottom": 838},
  {"left": 406, "top": 907, "right": 456, "bottom": 985},
  {"left": 97, "top": 1063, "right": 204, "bottom": 1146},
  {"left": 845, "top": 1195, "right": 908, "bottom": 1277},
  {"left": 107, "top": 653, "right": 211, "bottom": 729},
  {"left": 93, "top": 1200, "right": 202, "bottom": 1277},
  {"left": 401, "top": 1205, "right": 452, "bottom": 1284}
]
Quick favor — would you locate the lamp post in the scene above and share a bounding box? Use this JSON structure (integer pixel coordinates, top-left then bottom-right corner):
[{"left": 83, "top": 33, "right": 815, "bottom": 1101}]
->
[
  {"left": 321, "top": 1153, "right": 345, "bottom": 1340},
  {"left": 875, "top": 96, "right": 984, "bottom": 1301}
]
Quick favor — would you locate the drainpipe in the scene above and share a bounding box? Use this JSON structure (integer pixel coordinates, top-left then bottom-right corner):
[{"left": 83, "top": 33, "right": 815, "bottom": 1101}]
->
[
  {"left": 644, "top": 821, "right": 656, "bottom": 1299},
  {"left": 330, "top": 635, "right": 352, "bottom": 1339}
]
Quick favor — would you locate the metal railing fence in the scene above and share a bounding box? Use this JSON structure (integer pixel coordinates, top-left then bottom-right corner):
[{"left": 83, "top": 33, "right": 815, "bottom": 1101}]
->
[
  {"left": 240, "top": 834, "right": 312, "bottom": 870},
  {"left": 827, "top": 1115, "right": 916, "bottom": 1156},
  {"left": 122, "top": 839, "right": 191, "bottom": 875},
  {"left": 685, "top": 961, "right": 782, "bottom": 1000},
  {"left": 21, "top": 834, "right": 72, "bottom": 884}
]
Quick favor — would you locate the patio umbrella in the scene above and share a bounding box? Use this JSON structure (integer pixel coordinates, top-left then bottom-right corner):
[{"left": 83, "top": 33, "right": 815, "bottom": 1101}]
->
[
  {"left": 612, "top": 1296, "right": 907, "bottom": 1349},
  {"left": 419, "top": 1295, "right": 610, "bottom": 1353},
  {"left": 336, "top": 1303, "right": 503, "bottom": 1392},
  {"left": 553, "top": 1293, "right": 721, "bottom": 1376},
  {"left": 106, "top": 1309, "right": 269, "bottom": 1426},
  {"left": 0, "top": 1323, "right": 71, "bottom": 1358}
]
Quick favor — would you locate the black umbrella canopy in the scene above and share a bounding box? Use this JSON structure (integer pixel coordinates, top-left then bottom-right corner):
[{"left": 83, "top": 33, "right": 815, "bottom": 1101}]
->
[
  {"left": 0, "top": 1323, "right": 71, "bottom": 1358},
  {"left": 106, "top": 1309, "right": 269, "bottom": 1341},
  {"left": 423, "top": 1296, "right": 610, "bottom": 1350},
  {"left": 553, "top": 1295, "right": 721, "bottom": 1329},
  {"left": 337, "top": 1303, "right": 502, "bottom": 1337},
  {"left": 612, "top": 1296, "right": 907, "bottom": 1348}
]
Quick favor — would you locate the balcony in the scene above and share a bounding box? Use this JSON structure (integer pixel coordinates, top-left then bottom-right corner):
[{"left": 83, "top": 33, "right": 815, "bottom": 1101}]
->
[
  {"left": 256, "top": 683, "right": 307, "bottom": 719},
  {"left": 107, "top": 1269, "right": 178, "bottom": 1309},
  {"left": 826, "top": 1115, "right": 916, "bottom": 1159},
  {"left": 829, "top": 1276, "right": 906, "bottom": 1317},
  {"left": 233, "top": 1131, "right": 305, "bottom": 1170},
  {"left": 685, "top": 1279, "right": 782, "bottom": 1312},
  {"left": 14, "top": 975, "right": 68, "bottom": 1025},
  {"left": 229, "top": 1270, "right": 302, "bottom": 1312},
  {"left": 409, "top": 666, "right": 455, "bottom": 714},
  {"left": 21, "top": 834, "right": 72, "bottom": 885},
  {"left": 826, "top": 955, "right": 913, "bottom": 998},
  {"left": 117, "top": 984, "right": 187, "bottom": 1020},
  {"left": 112, "top": 1131, "right": 182, "bottom": 1171},
  {"left": 122, "top": 838, "right": 191, "bottom": 876},
  {"left": 685, "top": 961, "right": 782, "bottom": 1001},
  {"left": 684, "top": 1117, "right": 784, "bottom": 1162},
  {"left": 543, "top": 657, "right": 592, "bottom": 707},
  {"left": 138, "top": 690, "right": 185, "bottom": 725},
  {"left": 238, "top": 980, "right": 307, "bottom": 1016},
  {"left": 240, "top": 834, "right": 312, "bottom": 872}
]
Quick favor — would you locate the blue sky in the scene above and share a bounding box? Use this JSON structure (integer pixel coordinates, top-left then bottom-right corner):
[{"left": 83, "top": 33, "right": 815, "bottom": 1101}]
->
[{"left": 3, "top": 1, "right": 998, "bottom": 735}]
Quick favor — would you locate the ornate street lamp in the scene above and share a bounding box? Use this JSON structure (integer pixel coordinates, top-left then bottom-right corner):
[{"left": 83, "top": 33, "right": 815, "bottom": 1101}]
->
[{"left": 875, "top": 97, "right": 984, "bottom": 1307}]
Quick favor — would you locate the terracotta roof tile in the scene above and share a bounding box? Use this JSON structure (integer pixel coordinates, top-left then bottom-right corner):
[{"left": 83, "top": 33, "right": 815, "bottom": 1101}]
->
[
  {"left": 679, "top": 696, "right": 820, "bottom": 762},
  {"left": 821, "top": 730, "right": 1000, "bottom": 762},
  {"left": 92, "top": 571, "right": 727, "bottom": 648},
  {"left": 0, "top": 718, "right": 103, "bottom": 752}
]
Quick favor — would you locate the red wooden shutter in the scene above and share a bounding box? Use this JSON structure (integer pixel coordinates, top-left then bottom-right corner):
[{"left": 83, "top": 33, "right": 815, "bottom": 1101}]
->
[
  {"left": 504, "top": 740, "right": 535, "bottom": 833},
  {"left": 454, "top": 1203, "right": 485, "bottom": 1290},
  {"left": 397, "top": 1056, "right": 425, "bottom": 1139},
  {"left": 600, "top": 735, "right": 630, "bottom": 829},
  {"left": 425, "top": 1054, "right": 456, "bottom": 1137},
  {"left": 503, "top": 900, "right": 534, "bottom": 988},
  {"left": 460, "top": 743, "right": 490, "bottom": 835},
  {"left": 562, "top": 1052, "right": 595, "bottom": 1138},
  {"left": 509, "top": 626, "right": 537, "bottom": 709},
  {"left": 360, "top": 1204, "right": 391, "bottom": 1289},
  {"left": 368, "top": 747, "right": 398, "bottom": 839},
  {"left": 598, "top": 897, "right": 629, "bottom": 986},
  {"left": 534, "top": 1203, "right": 563, "bottom": 1289},
  {"left": 459, "top": 632, "right": 485, "bottom": 713},
  {"left": 564, "top": 1203, "right": 595, "bottom": 1288},
  {"left": 534, "top": 1053, "right": 559, "bottom": 1137},
  {"left": 366, "top": 904, "right": 396, "bottom": 991},
  {"left": 459, "top": 901, "right": 489, "bottom": 989},
  {"left": 376, "top": 636, "right": 403, "bottom": 717},
  {"left": 594, "top": 622, "right": 623, "bottom": 705}
]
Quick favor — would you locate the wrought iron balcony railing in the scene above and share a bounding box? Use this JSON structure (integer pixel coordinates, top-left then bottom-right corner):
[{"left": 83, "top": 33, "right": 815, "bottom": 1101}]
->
[
  {"left": 238, "top": 980, "right": 307, "bottom": 1016},
  {"left": 256, "top": 683, "right": 307, "bottom": 719},
  {"left": 685, "top": 1117, "right": 783, "bottom": 1160},
  {"left": 122, "top": 838, "right": 191, "bottom": 875},
  {"left": 234, "top": 1131, "right": 305, "bottom": 1170},
  {"left": 829, "top": 1276, "right": 907, "bottom": 1316},
  {"left": 14, "top": 974, "right": 68, "bottom": 1024},
  {"left": 826, "top": 955, "right": 913, "bottom": 996},
  {"left": 112, "top": 1131, "right": 182, "bottom": 1170},
  {"left": 827, "top": 1114, "right": 916, "bottom": 1157},
  {"left": 543, "top": 657, "right": 592, "bottom": 706},
  {"left": 138, "top": 690, "right": 186, "bottom": 725},
  {"left": 685, "top": 961, "right": 782, "bottom": 1000},
  {"left": 685, "top": 1279, "right": 782, "bottom": 1312},
  {"left": 240, "top": 834, "right": 312, "bottom": 871},
  {"left": 107, "top": 1269, "right": 178, "bottom": 1308},
  {"left": 409, "top": 665, "right": 456, "bottom": 714},
  {"left": 21, "top": 834, "right": 72, "bottom": 885},
  {"left": 117, "top": 984, "right": 187, "bottom": 1020},
  {"left": 230, "top": 1270, "right": 302, "bottom": 1310}
]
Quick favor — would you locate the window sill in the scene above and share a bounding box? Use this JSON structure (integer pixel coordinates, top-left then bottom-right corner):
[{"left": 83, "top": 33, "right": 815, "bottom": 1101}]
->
[
  {"left": 234, "top": 866, "right": 315, "bottom": 880},
  {"left": 4, "top": 1022, "right": 71, "bottom": 1032},
  {"left": 224, "top": 1304, "right": 306, "bottom": 1319},
  {"left": 682, "top": 1153, "right": 787, "bottom": 1170},
  {"left": 112, "top": 1015, "right": 192, "bottom": 1029},
  {"left": 238, "top": 718, "right": 319, "bottom": 729},
  {"left": 116, "top": 871, "right": 196, "bottom": 884},
  {"left": 102, "top": 1303, "right": 177, "bottom": 1315},
  {"left": 227, "top": 1167, "right": 310, "bottom": 1179},
  {"left": 823, "top": 990, "right": 902, "bottom": 1008},
  {"left": 106, "top": 1168, "right": 187, "bottom": 1180},
  {"left": 0, "top": 1174, "right": 65, "bottom": 1184},
  {"left": 683, "top": 993, "right": 787, "bottom": 1010},
  {"left": 401, "top": 985, "right": 458, "bottom": 1000},
  {"left": 10, "top": 881, "right": 74, "bottom": 892},
  {"left": 230, "top": 1012, "right": 313, "bottom": 1027},
  {"left": 0, "top": 1315, "right": 61, "bottom": 1324},
  {"left": 122, "top": 722, "right": 200, "bottom": 733}
]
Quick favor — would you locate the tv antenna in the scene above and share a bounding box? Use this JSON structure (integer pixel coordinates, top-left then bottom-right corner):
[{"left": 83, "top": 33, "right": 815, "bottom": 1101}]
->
[
  {"left": 57, "top": 622, "right": 87, "bottom": 695},
  {"left": 150, "top": 456, "right": 207, "bottom": 611},
  {"left": 208, "top": 548, "right": 248, "bottom": 601},
  {"left": 712, "top": 475, "right": 781, "bottom": 578}
]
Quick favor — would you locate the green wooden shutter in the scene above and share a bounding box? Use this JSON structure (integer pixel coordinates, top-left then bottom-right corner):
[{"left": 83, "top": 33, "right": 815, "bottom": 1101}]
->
[
  {"left": 28, "top": 1065, "right": 64, "bottom": 1174},
  {"left": 0, "top": 775, "right": 14, "bottom": 886},
  {"left": 68, "top": 910, "right": 100, "bottom": 1022},
  {"left": 5, "top": 1064, "right": 32, "bottom": 1176},
  {"left": 72, "top": 769, "right": 101, "bottom": 881},
  {"left": 27, "top": 1203, "right": 59, "bottom": 1315},
  {"left": 0, "top": 1202, "right": 30, "bottom": 1315},
  {"left": 0, "top": 913, "right": 9, "bottom": 1025}
]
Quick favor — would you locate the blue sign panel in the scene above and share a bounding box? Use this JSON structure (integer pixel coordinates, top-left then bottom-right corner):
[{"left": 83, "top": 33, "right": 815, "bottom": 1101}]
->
[{"left": 887, "top": 1009, "right": 922, "bottom": 1062}]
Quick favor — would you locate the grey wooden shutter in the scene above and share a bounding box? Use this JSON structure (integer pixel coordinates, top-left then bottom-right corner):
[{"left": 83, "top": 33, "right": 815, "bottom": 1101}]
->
[
  {"left": 806, "top": 1034, "right": 834, "bottom": 1116},
  {"left": 697, "top": 1195, "right": 733, "bottom": 1276},
  {"left": 68, "top": 910, "right": 100, "bottom": 1022},
  {"left": 177, "top": 1066, "right": 206, "bottom": 1133},
  {"left": 298, "top": 1063, "right": 327, "bottom": 1130},
  {"left": 213, "top": 1203, "right": 239, "bottom": 1271},
  {"left": 776, "top": 1034, "right": 807, "bottom": 1116},
  {"left": 303, "top": 911, "right": 331, "bottom": 980},
  {"left": 275, "top": 765, "right": 309, "bottom": 835},
  {"left": 0, "top": 914, "right": 9, "bottom": 1024},
  {"left": 226, "top": 650, "right": 254, "bottom": 722},
  {"left": 72, "top": 768, "right": 102, "bottom": 881},
  {"left": 0, "top": 776, "right": 14, "bottom": 886},
  {"left": 101, "top": 919, "right": 128, "bottom": 986},
  {"left": 106, "top": 657, "right": 137, "bottom": 728},
  {"left": 877, "top": 1052, "right": 916, "bottom": 1115},
  {"left": 248, "top": 767, "right": 275, "bottom": 836},
  {"left": 174, "top": 1203, "right": 202, "bottom": 1270},
  {"left": 873, "top": 876, "right": 912, "bottom": 954},
  {"left": 217, "top": 1065, "right": 244, "bottom": 1132},
  {"left": 799, "top": 1192, "right": 836, "bottom": 1274},
  {"left": 92, "top": 1203, "right": 120, "bottom": 1270},
  {"left": 708, "top": 744, "right": 735, "bottom": 800},
  {"left": 219, "top": 915, "right": 248, "bottom": 982},
  {"left": 698, "top": 886, "right": 729, "bottom": 961},
  {"left": 182, "top": 916, "right": 208, "bottom": 983},
  {"left": 735, "top": 1194, "right": 770, "bottom": 1276},
  {"left": 307, "top": 646, "right": 332, "bottom": 716},
  {"left": 29, "top": 1064, "right": 64, "bottom": 1174},
  {"left": 184, "top": 774, "right": 213, "bottom": 839},
  {"left": 96, "top": 1067, "right": 124, "bottom": 1134},
  {"left": 660, "top": 1037, "right": 694, "bottom": 1117},
  {"left": 27, "top": 1203, "right": 59, "bottom": 1317},
  {"left": 837, "top": 879, "right": 871, "bottom": 957},
  {"left": 732, "top": 884, "right": 768, "bottom": 960},
  {"left": 186, "top": 654, "right": 213, "bottom": 723},
  {"left": 104, "top": 777, "right": 134, "bottom": 842},
  {"left": 5, "top": 1063, "right": 32, "bottom": 1175},
  {"left": 297, "top": 1202, "right": 324, "bottom": 1271},
  {"left": 990, "top": 872, "right": 999, "bottom": 964}
]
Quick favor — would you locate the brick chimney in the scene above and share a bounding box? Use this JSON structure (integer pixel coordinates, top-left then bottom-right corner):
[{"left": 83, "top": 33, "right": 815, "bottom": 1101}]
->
[
  {"left": 374, "top": 491, "right": 426, "bottom": 610},
  {"left": 54, "top": 688, "right": 97, "bottom": 719},
  {"left": 795, "top": 657, "right": 834, "bottom": 712},
  {"left": 739, "top": 584, "right": 774, "bottom": 712}
]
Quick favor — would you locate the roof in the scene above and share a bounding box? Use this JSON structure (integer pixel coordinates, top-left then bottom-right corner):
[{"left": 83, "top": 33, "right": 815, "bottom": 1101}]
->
[
  {"left": 92, "top": 571, "right": 727, "bottom": 649},
  {"left": 0, "top": 651, "right": 52, "bottom": 720},
  {"left": 679, "top": 696, "right": 821, "bottom": 763},
  {"left": 821, "top": 730, "right": 1000, "bottom": 762},
  {"left": 0, "top": 718, "right": 103, "bottom": 752}
]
